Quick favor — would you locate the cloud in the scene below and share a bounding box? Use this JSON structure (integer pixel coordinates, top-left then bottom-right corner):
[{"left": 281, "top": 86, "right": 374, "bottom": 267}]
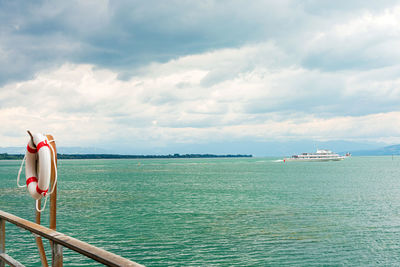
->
[
  {"left": 2, "top": 0, "right": 398, "bottom": 85},
  {"left": 2, "top": 1, "right": 400, "bottom": 152},
  {"left": 302, "top": 5, "right": 400, "bottom": 70},
  {"left": 2, "top": 0, "right": 278, "bottom": 84},
  {"left": 2, "top": 42, "right": 400, "bottom": 150}
]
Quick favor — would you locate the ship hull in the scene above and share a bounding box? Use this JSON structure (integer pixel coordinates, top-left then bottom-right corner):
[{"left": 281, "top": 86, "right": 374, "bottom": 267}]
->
[{"left": 284, "top": 157, "right": 345, "bottom": 162}]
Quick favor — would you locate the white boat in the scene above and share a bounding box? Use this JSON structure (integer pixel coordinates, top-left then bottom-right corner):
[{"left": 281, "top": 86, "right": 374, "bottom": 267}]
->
[{"left": 284, "top": 149, "right": 347, "bottom": 162}]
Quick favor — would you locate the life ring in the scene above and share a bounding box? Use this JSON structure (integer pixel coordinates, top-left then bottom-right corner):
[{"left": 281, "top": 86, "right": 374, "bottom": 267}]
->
[{"left": 25, "top": 133, "right": 51, "bottom": 200}]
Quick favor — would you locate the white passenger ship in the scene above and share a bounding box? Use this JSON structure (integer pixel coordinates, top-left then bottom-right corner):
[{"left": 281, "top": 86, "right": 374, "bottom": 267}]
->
[{"left": 284, "top": 149, "right": 349, "bottom": 162}]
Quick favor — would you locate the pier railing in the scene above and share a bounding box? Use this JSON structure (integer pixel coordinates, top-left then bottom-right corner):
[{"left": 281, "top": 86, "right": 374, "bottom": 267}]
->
[{"left": 0, "top": 210, "right": 144, "bottom": 267}]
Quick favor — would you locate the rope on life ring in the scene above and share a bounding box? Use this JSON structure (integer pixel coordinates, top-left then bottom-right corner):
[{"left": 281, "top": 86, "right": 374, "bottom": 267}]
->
[{"left": 17, "top": 132, "right": 58, "bottom": 212}]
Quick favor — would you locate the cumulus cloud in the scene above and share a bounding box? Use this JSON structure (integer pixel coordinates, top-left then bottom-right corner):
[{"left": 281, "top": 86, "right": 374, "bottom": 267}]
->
[
  {"left": 303, "top": 5, "right": 400, "bottom": 70},
  {"left": 2, "top": 1, "right": 400, "bottom": 152},
  {"left": 2, "top": 43, "right": 400, "bottom": 150},
  {"left": 1, "top": 0, "right": 398, "bottom": 84}
]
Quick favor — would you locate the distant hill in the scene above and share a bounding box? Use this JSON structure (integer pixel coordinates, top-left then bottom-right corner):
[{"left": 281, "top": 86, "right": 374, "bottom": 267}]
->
[
  {"left": 1, "top": 141, "right": 396, "bottom": 157},
  {"left": 0, "top": 139, "right": 385, "bottom": 157},
  {"left": 0, "top": 146, "right": 111, "bottom": 154},
  {"left": 0, "top": 147, "right": 25, "bottom": 154},
  {"left": 349, "top": 144, "right": 400, "bottom": 156}
]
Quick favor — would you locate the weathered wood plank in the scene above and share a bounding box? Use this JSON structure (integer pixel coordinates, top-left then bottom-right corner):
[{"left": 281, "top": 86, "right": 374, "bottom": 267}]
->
[
  {"left": 0, "top": 210, "right": 144, "bottom": 267},
  {"left": 0, "top": 253, "right": 25, "bottom": 267}
]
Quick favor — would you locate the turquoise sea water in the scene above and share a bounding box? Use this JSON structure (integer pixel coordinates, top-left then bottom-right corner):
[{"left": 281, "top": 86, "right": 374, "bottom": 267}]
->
[{"left": 1, "top": 157, "right": 400, "bottom": 266}]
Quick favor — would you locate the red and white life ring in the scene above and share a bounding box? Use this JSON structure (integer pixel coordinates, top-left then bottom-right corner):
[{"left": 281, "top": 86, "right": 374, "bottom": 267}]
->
[{"left": 25, "top": 133, "right": 51, "bottom": 200}]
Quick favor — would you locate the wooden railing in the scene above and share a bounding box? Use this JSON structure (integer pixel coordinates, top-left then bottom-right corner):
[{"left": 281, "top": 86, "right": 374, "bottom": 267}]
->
[{"left": 0, "top": 210, "right": 144, "bottom": 267}]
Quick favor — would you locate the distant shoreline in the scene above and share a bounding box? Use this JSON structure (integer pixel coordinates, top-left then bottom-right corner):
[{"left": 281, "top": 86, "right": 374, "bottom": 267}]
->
[{"left": 0, "top": 153, "right": 252, "bottom": 160}]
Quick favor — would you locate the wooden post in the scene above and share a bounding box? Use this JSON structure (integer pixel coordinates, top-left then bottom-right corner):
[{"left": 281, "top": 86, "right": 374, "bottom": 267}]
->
[
  {"left": 35, "top": 199, "right": 49, "bottom": 267},
  {"left": 0, "top": 218, "right": 5, "bottom": 267},
  {"left": 51, "top": 242, "right": 63, "bottom": 267},
  {"left": 46, "top": 135, "right": 57, "bottom": 231},
  {"left": 46, "top": 135, "right": 62, "bottom": 267},
  {"left": 33, "top": 134, "right": 59, "bottom": 267}
]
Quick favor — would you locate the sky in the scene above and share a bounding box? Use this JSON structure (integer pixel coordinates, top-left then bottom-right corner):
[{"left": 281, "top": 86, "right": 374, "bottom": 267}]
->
[{"left": 1, "top": 0, "right": 400, "bottom": 156}]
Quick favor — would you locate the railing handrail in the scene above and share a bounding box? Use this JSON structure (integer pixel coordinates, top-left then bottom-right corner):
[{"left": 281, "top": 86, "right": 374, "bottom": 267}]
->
[{"left": 0, "top": 210, "right": 144, "bottom": 267}]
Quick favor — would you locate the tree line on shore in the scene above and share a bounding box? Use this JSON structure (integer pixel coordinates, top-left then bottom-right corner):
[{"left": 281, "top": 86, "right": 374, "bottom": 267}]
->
[{"left": 0, "top": 153, "right": 252, "bottom": 160}]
